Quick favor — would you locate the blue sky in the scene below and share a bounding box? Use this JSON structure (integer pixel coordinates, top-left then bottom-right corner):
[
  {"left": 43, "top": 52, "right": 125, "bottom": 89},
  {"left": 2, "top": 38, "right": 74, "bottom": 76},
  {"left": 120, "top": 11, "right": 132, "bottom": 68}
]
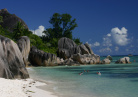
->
[{"left": 0, "top": 0, "right": 138, "bottom": 56}]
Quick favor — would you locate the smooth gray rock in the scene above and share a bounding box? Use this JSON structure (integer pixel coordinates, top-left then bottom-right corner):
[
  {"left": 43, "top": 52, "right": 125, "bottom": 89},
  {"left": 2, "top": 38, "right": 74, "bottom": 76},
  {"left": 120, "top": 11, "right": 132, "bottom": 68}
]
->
[
  {"left": 72, "top": 53, "right": 100, "bottom": 64},
  {"left": 106, "top": 55, "right": 112, "bottom": 61},
  {"left": 61, "top": 58, "right": 79, "bottom": 66},
  {"left": 101, "top": 58, "right": 111, "bottom": 64},
  {"left": 57, "top": 49, "right": 70, "bottom": 59},
  {"left": 115, "top": 57, "right": 131, "bottom": 64},
  {"left": 58, "top": 37, "right": 76, "bottom": 49},
  {"left": 79, "top": 44, "right": 89, "bottom": 55},
  {"left": 17, "top": 36, "right": 30, "bottom": 66},
  {"left": 0, "top": 8, "right": 28, "bottom": 32},
  {"left": 84, "top": 43, "right": 94, "bottom": 54},
  {"left": 0, "top": 35, "right": 29, "bottom": 79},
  {"left": 75, "top": 45, "right": 82, "bottom": 54},
  {"left": 72, "top": 53, "right": 84, "bottom": 64},
  {"left": 57, "top": 37, "right": 101, "bottom": 65},
  {"left": 57, "top": 37, "right": 95, "bottom": 59},
  {"left": 29, "top": 46, "right": 58, "bottom": 66},
  {"left": 56, "top": 57, "right": 64, "bottom": 65},
  {"left": 57, "top": 37, "right": 77, "bottom": 59}
]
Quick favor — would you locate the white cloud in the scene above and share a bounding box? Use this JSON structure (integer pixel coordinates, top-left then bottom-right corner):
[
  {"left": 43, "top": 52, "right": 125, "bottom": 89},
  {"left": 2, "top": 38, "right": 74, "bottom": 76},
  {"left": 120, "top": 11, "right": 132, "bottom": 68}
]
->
[
  {"left": 102, "top": 36, "right": 112, "bottom": 47},
  {"left": 111, "top": 27, "right": 130, "bottom": 46},
  {"left": 99, "top": 47, "right": 112, "bottom": 53},
  {"left": 107, "top": 33, "right": 111, "bottom": 37},
  {"left": 115, "top": 46, "right": 119, "bottom": 51},
  {"left": 86, "top": 41, "right": 100, "bottom": 47},
  {"left": 93, "top": 42, "right": 100, "bottom": 46},
  {"left": 30, "top": 25, "right": 45, "bottom": 36},
  {"left": 86, "top": 27, "right": 133, "bottom": 55}
]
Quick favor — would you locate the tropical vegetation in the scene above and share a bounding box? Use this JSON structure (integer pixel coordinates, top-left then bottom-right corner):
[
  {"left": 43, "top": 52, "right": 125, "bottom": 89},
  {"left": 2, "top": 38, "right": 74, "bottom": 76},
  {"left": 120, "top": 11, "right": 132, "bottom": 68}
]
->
[{"left": 0, "top": 13, "right": 82, "bottom": 54}]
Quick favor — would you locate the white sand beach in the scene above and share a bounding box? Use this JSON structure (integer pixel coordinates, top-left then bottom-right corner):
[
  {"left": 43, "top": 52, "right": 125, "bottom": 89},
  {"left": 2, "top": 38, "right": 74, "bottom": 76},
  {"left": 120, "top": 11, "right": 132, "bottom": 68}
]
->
[{"left": 0, "top": 78, "right": 58, "bottom": 97}]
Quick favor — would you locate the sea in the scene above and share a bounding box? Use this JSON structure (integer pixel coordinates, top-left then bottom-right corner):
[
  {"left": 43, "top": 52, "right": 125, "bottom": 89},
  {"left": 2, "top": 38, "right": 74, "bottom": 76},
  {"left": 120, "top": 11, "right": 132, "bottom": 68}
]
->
[{"left": 27, "top": 55, "right": 138, "bottom": 97}]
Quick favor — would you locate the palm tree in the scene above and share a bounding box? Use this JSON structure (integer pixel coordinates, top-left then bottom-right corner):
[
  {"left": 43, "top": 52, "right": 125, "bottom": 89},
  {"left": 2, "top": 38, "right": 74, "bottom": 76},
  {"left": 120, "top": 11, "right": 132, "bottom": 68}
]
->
[{"left": 13, "top": 22, "right": 24, "bottom": 39}]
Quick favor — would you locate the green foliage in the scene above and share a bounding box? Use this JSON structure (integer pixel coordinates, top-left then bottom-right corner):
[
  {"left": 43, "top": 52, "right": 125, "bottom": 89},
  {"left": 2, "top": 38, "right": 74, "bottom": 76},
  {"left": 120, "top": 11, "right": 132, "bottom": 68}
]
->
[
  {"left": 29, "top": 34, "right": 44, "bottom": 49},
  {"left": 12, "top": 22, "right": 25, "bottom": 39},
  {"left": 41, "top": 47, "right": 57, "bottom": 55},
  {"left": 45, "top": 13, "right": 77, "bottom": 39},
  {"left": 0, "top": 16, "right": 3, "bottom": 23},
  {"left": 73, "top": 38, "right": 82, "bottom": 45},
  {"left": 42, "top": 13, "right": 78, "bottom": 48},
  {"left": 22, "top": 29, "right": 32, "bottom": 36},
  {"left": 0, "top": 25, "right": 13, "bottom": 39}
]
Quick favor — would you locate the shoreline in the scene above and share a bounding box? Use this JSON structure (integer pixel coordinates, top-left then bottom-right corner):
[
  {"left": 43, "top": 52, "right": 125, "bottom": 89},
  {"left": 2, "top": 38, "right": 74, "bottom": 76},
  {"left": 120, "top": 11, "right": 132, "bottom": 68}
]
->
[
  {"left": 0, "top": 78, "right": 58, "bottom": 97},
  {"left": 30, "top": 78, "right": 62, "bottom": 97}
]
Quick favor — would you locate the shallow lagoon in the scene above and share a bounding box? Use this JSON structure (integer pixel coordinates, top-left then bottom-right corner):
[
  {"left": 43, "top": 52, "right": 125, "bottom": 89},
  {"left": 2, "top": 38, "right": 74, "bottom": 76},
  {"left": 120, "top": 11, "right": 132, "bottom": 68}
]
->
[{"left": 28, "top": 56, "right": 138, "bottom": 97}]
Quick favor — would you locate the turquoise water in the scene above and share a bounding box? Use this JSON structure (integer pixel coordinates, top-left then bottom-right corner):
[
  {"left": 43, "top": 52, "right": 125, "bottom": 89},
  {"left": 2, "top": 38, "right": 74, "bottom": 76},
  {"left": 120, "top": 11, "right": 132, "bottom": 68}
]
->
[{"left": 28, "top": 56, "right": 138, "bottom": 97}]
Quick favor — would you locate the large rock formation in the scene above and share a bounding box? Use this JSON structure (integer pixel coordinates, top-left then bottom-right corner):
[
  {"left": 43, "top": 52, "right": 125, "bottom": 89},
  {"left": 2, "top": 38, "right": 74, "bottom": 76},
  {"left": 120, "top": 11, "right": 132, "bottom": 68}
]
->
[
  {"left": 72, "top": 53, "right": 100, "bottom": 64},
  {"left": 17, "top": 36, "right": 30, "bottom": 66},
  {"left": 57, "top": 37, "right": 77, "bottom": 59},
  {"left": 79, "top": 44, "right": 90, "bottom": 55},
  {"left": 0, "top": 35, "right": 29, "bottom": 79},
  {"left": 61, "top": 58, "right": 79, "bottom": 66},
  {"left": 29, "top": 46, "right": 59, "bottom": 66},
  {"left": 84, "top": 43, "right": 94, "bottom": 54},
  {"left": 115, "top": 57, "right": 131, "bottom": 64},
  {"left": 0, "top": 8, "right": 28, "bottom": 32},
  {"left": 106, "top": 55, "right": 112, "bottom": 61},
  {"left": 57, "top": 37, "right": 100, "bottom": 64},
  {"left": 101, "top": 58, "right": 111, "bottom": 64}
]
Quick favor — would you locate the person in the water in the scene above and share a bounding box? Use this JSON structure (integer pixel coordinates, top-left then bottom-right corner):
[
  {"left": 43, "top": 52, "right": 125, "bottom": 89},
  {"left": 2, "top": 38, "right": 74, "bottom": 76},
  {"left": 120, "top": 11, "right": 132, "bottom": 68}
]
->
[
  {"left": 97, "top": 72, "right": 101, "bottom": 75},
  {"left": 79, "top": 72, "right": 83, "bottom": 75}
]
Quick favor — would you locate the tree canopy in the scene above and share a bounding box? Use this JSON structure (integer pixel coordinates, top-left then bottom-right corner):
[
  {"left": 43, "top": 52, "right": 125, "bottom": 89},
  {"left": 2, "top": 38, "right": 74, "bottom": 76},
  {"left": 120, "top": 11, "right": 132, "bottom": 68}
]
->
[
  {"left": 73, "top": 38, "right": 82, "bottom": 45},
  {"left": 43, "top": 13, "right": 77, "bottom": 40},
  {"left": 12, "top": 22, "right": 32, "bottom": 40}
]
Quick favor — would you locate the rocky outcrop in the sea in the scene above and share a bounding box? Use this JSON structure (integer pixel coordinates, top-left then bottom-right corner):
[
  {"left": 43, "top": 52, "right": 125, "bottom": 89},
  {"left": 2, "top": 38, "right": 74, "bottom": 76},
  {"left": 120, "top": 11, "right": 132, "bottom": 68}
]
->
[
  {"left": 0, "top": 35, "right": 29, "bottom": 79},
  {"left": 61, "top": 58, "right": 79, "bottom": 66},
  {"left": 17, "top": 36, "right": 30, "bottom": 66},
  {"left": 57, "top": 37, "right": 100, "bottom": 64},
  {"left": 57, "top": 38, "right": 95, "bottom": 60},
  {"left": 29, "top": 46, "right": 59, "bottom": 66},
  {"left": 0, "top": 8, "right": 28, "bottom": 32},
  {"left": 115, "top": 57, "right": 131, "bottom": 64},
  {"left": 106, "top": 55, "right": 112, "bottom": 61},
  {"left": 72, "top": 53, "right": 100, "bottom": 64},
  {"left": 101, "top": 58, "right": 111, "bottom": 64}
]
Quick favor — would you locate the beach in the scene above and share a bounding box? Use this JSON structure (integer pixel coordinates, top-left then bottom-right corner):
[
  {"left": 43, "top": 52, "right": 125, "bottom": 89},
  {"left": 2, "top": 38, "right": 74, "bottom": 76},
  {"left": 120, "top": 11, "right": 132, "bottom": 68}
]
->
[
  {"left": 0, "top": 78, "right": 58, "bottom": 97},
  {"left": 0, "top": 55, "right": 138, "bottom": 97}
]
